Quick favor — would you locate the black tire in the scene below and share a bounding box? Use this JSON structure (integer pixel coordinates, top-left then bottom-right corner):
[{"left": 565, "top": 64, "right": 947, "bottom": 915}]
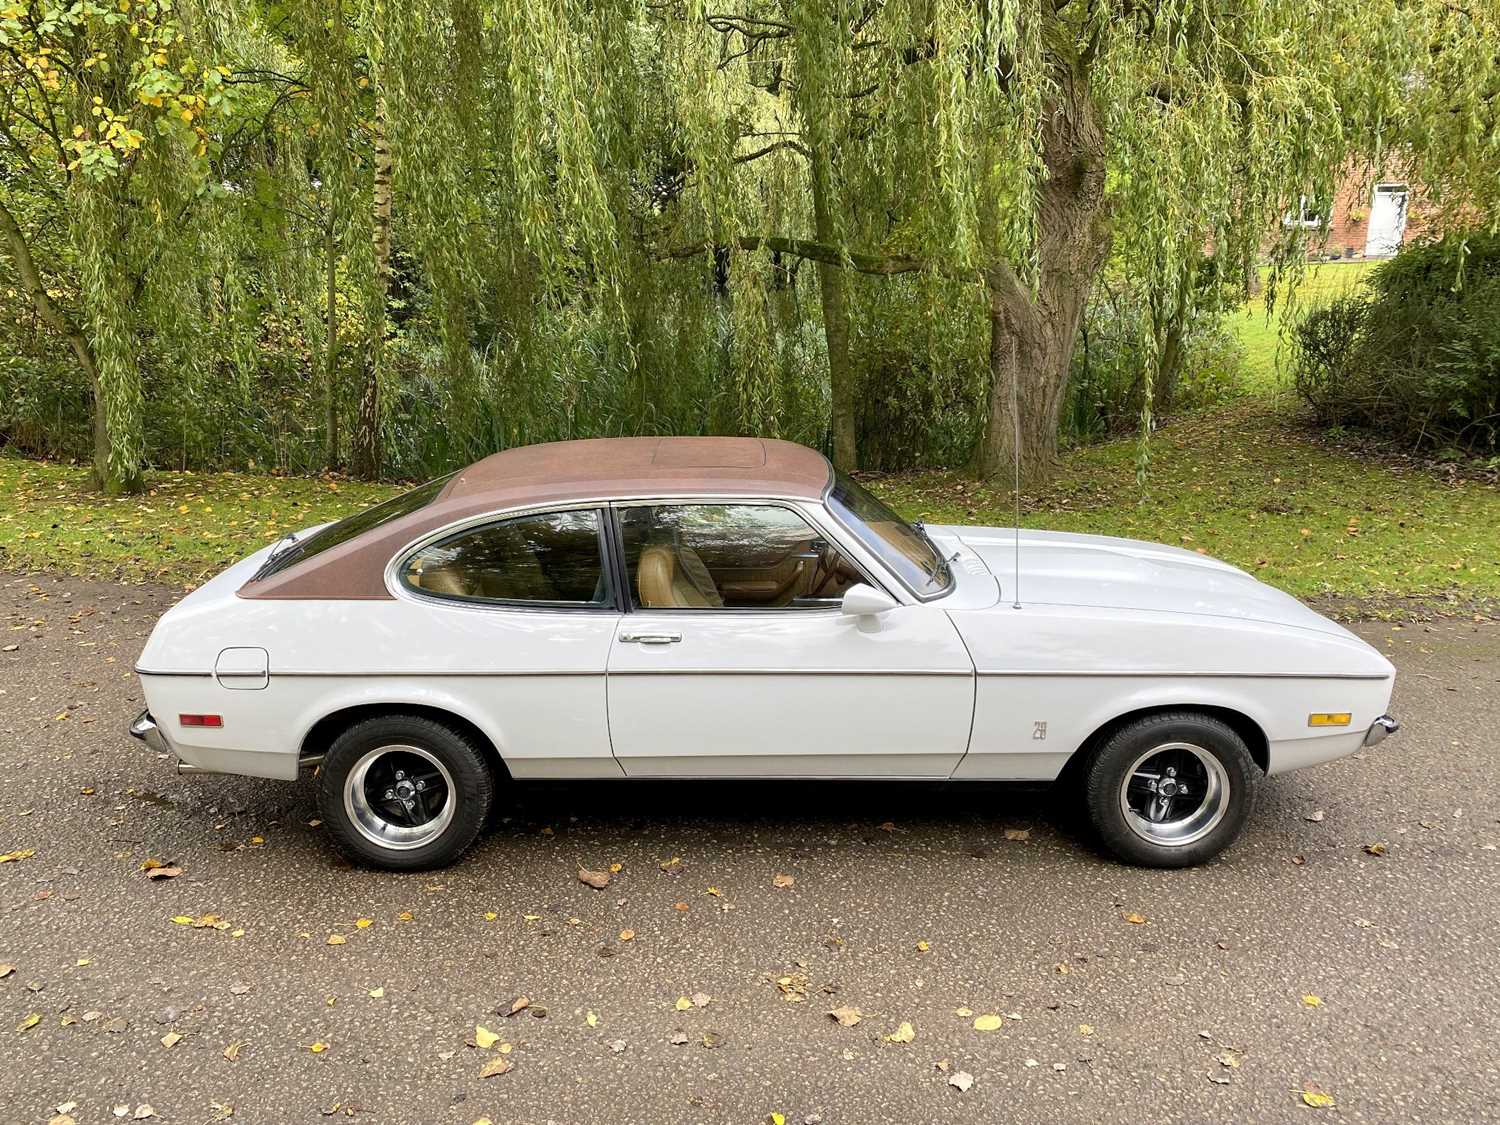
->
[
  {"left": 316, "top": 714, "right": 494, "bottom": 871},
  {"left": 1082, "top": 711, "right": 1259, "bottom": 868}
]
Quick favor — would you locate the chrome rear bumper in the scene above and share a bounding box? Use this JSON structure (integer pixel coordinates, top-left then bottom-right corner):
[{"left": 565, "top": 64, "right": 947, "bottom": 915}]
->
[
  {"left": 1364, "top": 714, "right": 1400, "bottom": 748},
  {"left": 129, "top": 710, "right": 213, "bottom": 774},
  {"left": 128, "top": 710, "right": 170, "bottom": 755}
]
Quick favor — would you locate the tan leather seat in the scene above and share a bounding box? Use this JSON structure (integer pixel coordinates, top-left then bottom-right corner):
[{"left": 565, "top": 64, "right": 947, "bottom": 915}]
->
[
  {"left": 414, "top": 565, "right": 470, "bottom": 596},
  {"left": 412, "top": 549, "right": 552, "bottom": 600},
  {"left": 637, "top": 545, "right": 723, "bottom": 608}
]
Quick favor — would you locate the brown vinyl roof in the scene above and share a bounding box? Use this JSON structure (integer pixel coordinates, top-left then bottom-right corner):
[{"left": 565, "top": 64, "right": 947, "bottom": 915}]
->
[
  {"left": 439, "top": 437, "right": 832, "bottom": 507},
  {"left": 240, "top": 437, "right": 832, "bottom": 600}
]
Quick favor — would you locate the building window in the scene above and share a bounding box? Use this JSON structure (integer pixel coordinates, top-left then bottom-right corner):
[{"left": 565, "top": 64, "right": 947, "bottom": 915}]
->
[{"left": 1283, "top": 195, "right": 1323, "bottom": 229}]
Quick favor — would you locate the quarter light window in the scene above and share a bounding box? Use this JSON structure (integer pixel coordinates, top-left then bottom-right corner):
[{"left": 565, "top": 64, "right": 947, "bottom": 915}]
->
[{"left": 401, "top": 510, "right": 608, "bottom": 606}]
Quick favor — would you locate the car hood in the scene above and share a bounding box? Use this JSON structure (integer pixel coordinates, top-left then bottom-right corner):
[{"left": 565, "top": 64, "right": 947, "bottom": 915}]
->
[{"left": 934, "top": 525, "right": 1354, "bottom": 639}]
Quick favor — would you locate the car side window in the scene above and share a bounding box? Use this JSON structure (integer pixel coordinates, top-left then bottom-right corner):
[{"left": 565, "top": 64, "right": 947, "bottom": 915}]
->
[
  {"left": 618, "top": 503, "right": 865, "bottom": 610},
  {"left": 401, "top": 510, "right": 609, "bottom": 606}
]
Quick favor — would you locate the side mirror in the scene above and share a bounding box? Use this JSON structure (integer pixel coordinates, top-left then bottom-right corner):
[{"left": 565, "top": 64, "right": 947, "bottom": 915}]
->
[{"left": 840, "top": 583, "right": 898, "bottom": 617}]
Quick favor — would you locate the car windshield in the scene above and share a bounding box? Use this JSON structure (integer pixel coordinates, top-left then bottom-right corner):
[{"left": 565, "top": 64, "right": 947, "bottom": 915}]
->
[
  {"left": 254, "top": 473, "right": 456, "bottom": 580},
  {"left": 826, "top": 471, "right": 952, "bottom": 599}
]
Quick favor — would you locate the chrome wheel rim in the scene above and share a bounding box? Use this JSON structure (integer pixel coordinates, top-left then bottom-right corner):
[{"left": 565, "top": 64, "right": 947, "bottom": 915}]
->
[
  {"left": 344, "top": 744, "right": 455, "bottom": 851},
  {"left": 1118, "top": 741, "right": 1229, "bottom": 847}
]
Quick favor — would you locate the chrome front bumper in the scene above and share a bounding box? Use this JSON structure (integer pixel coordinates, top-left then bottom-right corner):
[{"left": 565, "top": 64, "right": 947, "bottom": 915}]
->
[{"left": 1364, "top": 714, "right": 1400, "bottom": 748}]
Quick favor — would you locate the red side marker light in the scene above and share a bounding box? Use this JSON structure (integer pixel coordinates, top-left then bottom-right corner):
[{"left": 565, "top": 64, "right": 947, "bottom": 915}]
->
[{"left": 179, "top": 714, "right": 224, "bottom": 728}]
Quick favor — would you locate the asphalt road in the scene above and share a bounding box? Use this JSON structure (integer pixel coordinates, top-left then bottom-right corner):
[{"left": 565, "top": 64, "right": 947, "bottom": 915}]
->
[{"left": 2, "top": 572, "right": 1498, "bottom": 1125}]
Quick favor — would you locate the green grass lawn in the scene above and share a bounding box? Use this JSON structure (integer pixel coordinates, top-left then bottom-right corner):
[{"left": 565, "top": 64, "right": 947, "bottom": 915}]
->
[
  {"left": 1228, "top": 260, "right": 1379, "bottom": 396},
  {"left": 876, "top": 402, "right": 1500, "bottom": 609},
  {"left": 3, "top": 399, "right": 1497, "bottom": 610},
  {"left": 0, "top": 458, "right": 395, "bottom": 587}
]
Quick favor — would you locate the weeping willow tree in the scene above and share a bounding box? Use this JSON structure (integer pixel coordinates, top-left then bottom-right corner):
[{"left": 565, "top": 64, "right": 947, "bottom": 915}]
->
[
  {"left": 4, "top": 1, "right": 1496, "bottom": 489},
  {"left": 0, "top": 0, "right": 239, "bottom": 493},
  {"left": 639, "top": 0, "right": 1494, "bottom": 482}
]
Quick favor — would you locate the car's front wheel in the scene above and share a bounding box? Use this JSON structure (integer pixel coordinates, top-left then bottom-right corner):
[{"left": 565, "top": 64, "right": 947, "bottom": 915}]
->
[
  {"left": 316, "top": 715, "right": 494, "bottom": 871},
  {"left": 1083, "top": 712, "right": 1260, "bottom": 868}
]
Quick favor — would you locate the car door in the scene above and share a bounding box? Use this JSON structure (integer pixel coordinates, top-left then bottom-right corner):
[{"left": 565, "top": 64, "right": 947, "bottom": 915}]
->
[
  {"left": 605, "top": 500, "right": 974, "bottom": 777},
  {"left": 393, "top": 507, "right": 622, "bottom": 778}
]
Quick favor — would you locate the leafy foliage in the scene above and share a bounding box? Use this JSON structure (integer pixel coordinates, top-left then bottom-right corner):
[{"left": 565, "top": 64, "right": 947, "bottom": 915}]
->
[
  {"left": 1292, "top": 233, "right": 1500, "bottom": 454},
  {"left": 0, "top": 0, "right": 1497, "bottom": 492}
]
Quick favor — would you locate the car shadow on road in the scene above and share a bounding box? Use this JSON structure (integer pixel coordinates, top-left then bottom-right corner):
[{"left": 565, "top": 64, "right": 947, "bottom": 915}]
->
[{"left": 494, "top": 776, "right": 1094, "bottom": 848}]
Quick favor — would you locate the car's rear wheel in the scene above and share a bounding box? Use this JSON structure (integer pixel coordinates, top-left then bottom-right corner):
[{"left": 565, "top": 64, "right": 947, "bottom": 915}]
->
[
  {"left": 1083, "top": 712, "right": 1259, "bottom": 868},
  {"left": 316, "top": 715, "right": 493, "bottom": 871}
]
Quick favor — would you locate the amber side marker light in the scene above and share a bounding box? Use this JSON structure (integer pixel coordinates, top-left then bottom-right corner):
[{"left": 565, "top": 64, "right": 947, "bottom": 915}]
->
[
  {"left": 179, "top": 714, "right": 224, "bottom": 728},
  {"left": 1307, "top": 713, "right": 1352, "bottom": 728}
]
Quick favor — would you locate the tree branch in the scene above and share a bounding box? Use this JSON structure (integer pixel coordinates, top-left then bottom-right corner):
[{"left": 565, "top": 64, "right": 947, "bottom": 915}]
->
[
  {"left": 658, "top": 235, "right": 1008, "bottom": 289},
  {"left": 0, "top": 196, "right": 99, "bottom": 383}
]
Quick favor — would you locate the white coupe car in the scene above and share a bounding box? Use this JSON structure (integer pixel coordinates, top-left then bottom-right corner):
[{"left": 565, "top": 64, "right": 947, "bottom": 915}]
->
[{"left": 130, "top": 437, "right": 1398, "bottom": 870}]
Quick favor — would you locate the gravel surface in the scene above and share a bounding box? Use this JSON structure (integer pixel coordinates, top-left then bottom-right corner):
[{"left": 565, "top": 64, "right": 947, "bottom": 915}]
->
[{"left": 1, "top": 571, "right": 1497, "bottom": 1125}]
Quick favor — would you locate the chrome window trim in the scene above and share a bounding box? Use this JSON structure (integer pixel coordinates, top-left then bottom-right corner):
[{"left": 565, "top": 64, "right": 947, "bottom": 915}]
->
[
  {"left": 382, "top": 491, "right": 916, "bottom": 612},
  {"left": 387, "top": 503, "right": 620, "bottom": 615},
  {"left": 821, "top": 474, "right": 955, "bottom": 604}
]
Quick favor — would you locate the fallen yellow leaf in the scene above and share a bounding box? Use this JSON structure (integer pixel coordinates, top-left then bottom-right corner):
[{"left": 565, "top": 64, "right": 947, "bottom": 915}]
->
[
  {"left": 354, "top": 918, "right": 373, "bottom": 929},
  {"left": 308, "top": 1041, "right": 328, "bottom": 1054},
  {"left": 1123, "top": 912, "right": 1147, "bottom": 925},
  {"left": 586, "top": 1010, "right": 599, "bottom": 1028},
  {"left": 973, "top": 1014, "right": 1003, "bottom": 1032},
  {"left": 1301, "top": 994, "right": 1323, "bottom": 1008},
  {"left": 885, "top": 1021, "right": 915, "bottom": 1044},
  {"left": 915, "top": 940, "right": 930, "bottom": 952},
  {"left": 474, "top": 1025, "right": 500, "bottom": 1050},
  {"left": 1301, "top": 1090, "right": 1336, "bottom": 1108},
  {"left": 326, "top": 934, "right": 346, "bottom": 946},
  {"left": 619, "top": 929, "right": 635, "bottom": 942},
  {"left": 676, "top": 996, "right": 693, "bottom": 1011}
]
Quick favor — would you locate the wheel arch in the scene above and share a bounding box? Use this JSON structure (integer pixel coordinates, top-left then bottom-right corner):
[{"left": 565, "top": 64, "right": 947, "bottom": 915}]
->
[
  {"left": 1058, "top": 703, "right": 1270, "bottom": 786},
  {"left": 300, "top": 703, "right": 512, "bottom": 781}
]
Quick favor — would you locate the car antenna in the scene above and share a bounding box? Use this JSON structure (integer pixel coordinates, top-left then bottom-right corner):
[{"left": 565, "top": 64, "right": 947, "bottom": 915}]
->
[{"left": 1010, "top": 359, "right": 1023, "bottom": 611}]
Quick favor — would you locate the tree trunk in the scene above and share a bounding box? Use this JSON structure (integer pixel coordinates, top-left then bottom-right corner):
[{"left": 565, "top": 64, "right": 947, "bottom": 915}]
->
[
  {"left": 322, "top": 0, "right": 345, "bottom": 473},
  {"left": 976, "top": 72, "right": 1110, "bottom": 484},
  {"left": 0, "top": 199, "right": 127, "bottom": 492},
  {"left": 810, "top": 153, "right": 856, "bottom": 472},
  {"left": 1151, "top": 264, "right": 1194, "bottom": 415},
  {"left": 353, "top": 95, "right": 393, "bottom": 480},
  {"left": 323, "top": 217, "right": 341, "bottom": 470}
]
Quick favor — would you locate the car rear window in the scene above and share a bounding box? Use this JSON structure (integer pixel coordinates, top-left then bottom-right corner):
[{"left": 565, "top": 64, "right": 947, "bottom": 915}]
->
[{"left": 253, "top": 473, "right": 456, "bottom": 580}]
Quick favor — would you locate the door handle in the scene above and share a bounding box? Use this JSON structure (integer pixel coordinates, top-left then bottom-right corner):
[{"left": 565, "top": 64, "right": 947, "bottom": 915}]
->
[{"left": 619, "top": 631, "right": 682, "bottom": 645}]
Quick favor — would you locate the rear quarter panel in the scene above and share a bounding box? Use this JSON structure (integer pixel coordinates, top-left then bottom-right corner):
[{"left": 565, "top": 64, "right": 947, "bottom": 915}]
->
[{"left": 138, "top": 579, "right": 619, "bottom": 781}]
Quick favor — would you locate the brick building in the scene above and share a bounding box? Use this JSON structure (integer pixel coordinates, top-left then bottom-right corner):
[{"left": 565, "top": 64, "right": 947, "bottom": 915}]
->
[{"left": 1287, "top": 168, "right": 1435, "bottom": 261}]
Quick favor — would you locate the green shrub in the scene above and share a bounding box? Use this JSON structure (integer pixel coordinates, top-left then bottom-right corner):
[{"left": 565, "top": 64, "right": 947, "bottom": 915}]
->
[
  {"left": 1063, "top": 286, "right": 1247, "bottom": 446},
  {"left": 1291, "top": 232, "right": 1500, "bottom": 452}
]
